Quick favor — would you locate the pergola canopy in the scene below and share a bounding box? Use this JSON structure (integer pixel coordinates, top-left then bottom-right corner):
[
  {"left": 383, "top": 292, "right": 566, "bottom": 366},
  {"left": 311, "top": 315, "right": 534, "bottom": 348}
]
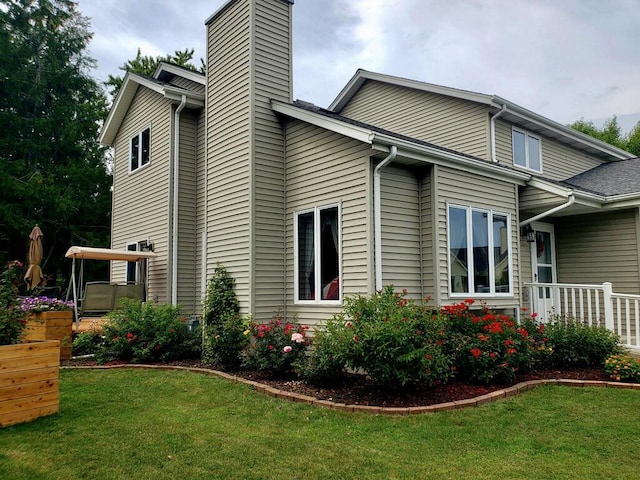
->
[{"left": 65, "top": 246, "right": 156, "bottom": 262}]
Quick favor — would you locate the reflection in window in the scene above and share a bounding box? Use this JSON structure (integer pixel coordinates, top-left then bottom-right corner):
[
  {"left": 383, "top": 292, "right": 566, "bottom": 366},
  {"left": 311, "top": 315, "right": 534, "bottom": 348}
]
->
[
  {"left": 448, "top": 205, "right": 512, "bottom": 295},
  {"left": 295, "top": 205, "right": 340, "bottom": 303},
  {"left": 512, "top": 128, "right": 541, "bottom": 172},
  {"left": 130, "top": 127, "right": 150, "bottom": 171}
]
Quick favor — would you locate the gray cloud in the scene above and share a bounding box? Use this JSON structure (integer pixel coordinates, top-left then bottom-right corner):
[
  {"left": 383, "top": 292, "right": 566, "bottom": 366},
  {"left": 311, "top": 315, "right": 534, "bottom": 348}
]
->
[{"left": 76, "top": 0, "right": 640, "bottom": 131}]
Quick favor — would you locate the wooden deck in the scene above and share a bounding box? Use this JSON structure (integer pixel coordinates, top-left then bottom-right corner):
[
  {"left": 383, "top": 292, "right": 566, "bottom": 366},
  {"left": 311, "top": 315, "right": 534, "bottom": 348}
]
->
[{"left": 73, "top": 317, "right": 108, "bottom": 334}]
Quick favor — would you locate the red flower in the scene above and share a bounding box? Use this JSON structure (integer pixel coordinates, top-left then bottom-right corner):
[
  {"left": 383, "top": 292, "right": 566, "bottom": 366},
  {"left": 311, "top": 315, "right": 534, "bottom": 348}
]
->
[
  {"left": 126, "top": 333, "right": 134, "bottom": 339},
  {"left": 268, "top": 344, "right": 274, "bottom": 350},
  {"left": 516, "top": 328, "right": 529, "bottom": 337},
  {"left": 470, "top": 348, "right": 482, "bottom": 358},
  {"left": 531, "top": 312, "right": 538, "bottom": 319},
  {"left": 490, "top": 352, "right": 496, "bottom": 359},
  {"left": 537, "top": 324, "right": 545, "bottom": 333},
  {"left": 504, "top": 338, "right": 515, "bottom": 346},
  {"left": 506, "top": 348, "right": 517, "bottom": 355},
  {"left": 353, "top": 335, "right": 359, "bottom": 343},
  {"left": 478, "top": 334, "right": 489, "bottom": 342}
]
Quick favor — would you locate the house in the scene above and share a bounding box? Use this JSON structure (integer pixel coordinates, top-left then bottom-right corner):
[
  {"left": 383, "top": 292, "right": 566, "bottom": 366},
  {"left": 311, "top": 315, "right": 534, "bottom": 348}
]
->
[{"left": 99, "top": 0, "right": 640, "bottom": 344}]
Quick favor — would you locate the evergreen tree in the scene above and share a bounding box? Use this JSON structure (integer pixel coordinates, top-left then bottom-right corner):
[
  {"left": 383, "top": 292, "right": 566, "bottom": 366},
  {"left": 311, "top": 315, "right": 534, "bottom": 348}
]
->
[{"left": 0, "top": 0, "right": 111, "bottom": 287}]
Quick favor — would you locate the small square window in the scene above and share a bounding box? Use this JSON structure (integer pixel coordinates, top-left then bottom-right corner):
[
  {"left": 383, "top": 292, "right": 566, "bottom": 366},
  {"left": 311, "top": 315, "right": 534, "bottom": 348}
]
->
[
  {"left": 130, "top": 127, "right": 150, "bottom": 171},
  {"left": 512, "top": 128, "right": 541, "bottom": 172}
]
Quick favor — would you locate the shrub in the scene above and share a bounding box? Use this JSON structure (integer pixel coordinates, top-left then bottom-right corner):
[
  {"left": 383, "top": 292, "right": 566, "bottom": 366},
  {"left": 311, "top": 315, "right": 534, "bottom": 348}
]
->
[
  {"left": 442, "top": 301, "right": 542, "bottom": 384},
  {"left": 71, "top": 331, "right": 103, "bottom": 356},
  {"left": 317, "top": 286, "right": 452, "bottom": 388},
  {"left": 542, "top": 319, "right": 623, "bottom": 368},
  {"left": 605, "top": 354, "right": 640, "bottom": 382},
  {"left": 96, "top": 299, "right": 200, "bottom": 364},
  {"left": 297, "top": 320, "right": 350, "bottom": 384},
  {"left": 202, "top": 265, "right": 247, "bottom": 370},
  {"left": 0, "top": 260, "right": 27, "bottom": 345},
  {"left": 243, "top": 313, "right": 309, "bottom": 376}
]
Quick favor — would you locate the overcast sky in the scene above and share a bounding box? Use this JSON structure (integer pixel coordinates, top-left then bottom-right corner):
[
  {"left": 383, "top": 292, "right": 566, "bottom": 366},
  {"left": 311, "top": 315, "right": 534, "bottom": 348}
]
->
[{"left": 76, "top": 0, "right": 640, "bottom": 133}]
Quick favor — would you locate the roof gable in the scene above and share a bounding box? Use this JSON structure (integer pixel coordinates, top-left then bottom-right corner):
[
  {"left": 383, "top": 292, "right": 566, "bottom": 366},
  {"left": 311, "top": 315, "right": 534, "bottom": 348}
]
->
[{"left": 330, "top": 69, "right": 634, "bottom": 162}]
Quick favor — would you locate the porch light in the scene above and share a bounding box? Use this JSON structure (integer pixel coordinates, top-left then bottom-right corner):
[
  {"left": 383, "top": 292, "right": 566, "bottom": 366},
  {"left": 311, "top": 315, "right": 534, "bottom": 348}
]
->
[{"left": 520, "top": 224, "right": 535, "bottom": 243}]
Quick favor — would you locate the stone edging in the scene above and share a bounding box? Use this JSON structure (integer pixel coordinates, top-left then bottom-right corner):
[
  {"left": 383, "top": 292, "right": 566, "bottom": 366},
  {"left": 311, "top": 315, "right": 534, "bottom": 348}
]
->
[{"left": 61, "top": 364, "right": 640, "bottom": 415}]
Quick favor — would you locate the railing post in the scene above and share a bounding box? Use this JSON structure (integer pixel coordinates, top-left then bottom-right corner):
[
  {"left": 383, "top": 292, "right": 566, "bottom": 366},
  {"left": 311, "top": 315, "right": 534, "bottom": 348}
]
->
[{"left": 603, "top": 282, "right": 614, "bottom": 331}]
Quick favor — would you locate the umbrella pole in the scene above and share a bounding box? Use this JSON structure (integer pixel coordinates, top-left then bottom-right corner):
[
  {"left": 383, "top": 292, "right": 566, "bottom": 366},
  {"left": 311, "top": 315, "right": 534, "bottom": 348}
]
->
[{"left": 72, "top": 256, "right": 79, "bottom": 330}]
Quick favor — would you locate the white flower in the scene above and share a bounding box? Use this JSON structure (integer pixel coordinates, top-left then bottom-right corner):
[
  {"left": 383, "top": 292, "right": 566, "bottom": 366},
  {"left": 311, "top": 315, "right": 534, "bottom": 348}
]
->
[{"left": 283, "top": 345, "right": 292, "bottom": 353}]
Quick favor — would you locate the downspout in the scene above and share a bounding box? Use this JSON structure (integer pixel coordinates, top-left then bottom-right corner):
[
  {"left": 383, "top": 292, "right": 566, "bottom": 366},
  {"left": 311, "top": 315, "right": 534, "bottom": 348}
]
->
[
  {"left": 490, "top": 104, "right": 507, "bottom": 163},
  {"left": 374, "top": 145, "right": 398, "bottom": 292},
  {"left": 171, "top": 95, "right": 187, "bottom": 305},
  {"left": 519, "top": 192, "right": 575, "bottom": 227}
]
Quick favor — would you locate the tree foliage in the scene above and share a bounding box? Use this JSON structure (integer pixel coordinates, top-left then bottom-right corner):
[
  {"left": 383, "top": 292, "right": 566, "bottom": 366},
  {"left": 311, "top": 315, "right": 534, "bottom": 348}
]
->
[
  {"left": 569, "top": 116, "right": 640, "bottom": 157},
  {"left": 105, "top": 48, "right": 205, "bottom": 96},
  {"left": 0, "top": 0, "right": 111, "bottom": 288}
]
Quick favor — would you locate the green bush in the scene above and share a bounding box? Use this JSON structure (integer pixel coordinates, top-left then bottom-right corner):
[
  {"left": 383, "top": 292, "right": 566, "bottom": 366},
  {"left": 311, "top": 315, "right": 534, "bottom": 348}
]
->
[
  {"left": 442, "top": 301, "right": 541, "bottom": 384},
  {"left": 605, "top": 354, "right": 640, "bottom": 382},
  {"left": 314, "top": 286, "right": 452, "bottom": 388},
  {"left": 541, "top": 319, "right": 623, "bottom": 368},
  {"left": 297, "top": 320, "right": 350, "bottom": 384},
  {"left": 0, "top": 260, "right": 26, "bottom": 345},
  {"left": 71, "top": 331, "right": 103, "bottom": 356},
  {"left": 96, "top": 299, "right": 200, "bottom": 364},
  {"left": 243, "top": 313, "right": 309, "bottom": 376},
  {"left": 202, "top": 265, "right": 247, "bottom": 370}
]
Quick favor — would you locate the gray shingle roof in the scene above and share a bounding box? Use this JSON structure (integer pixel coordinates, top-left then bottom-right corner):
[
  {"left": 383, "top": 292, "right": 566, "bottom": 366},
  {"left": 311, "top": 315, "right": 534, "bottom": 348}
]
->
[{"left": 563, "top": 158, "right": 640, "bottom": 196}]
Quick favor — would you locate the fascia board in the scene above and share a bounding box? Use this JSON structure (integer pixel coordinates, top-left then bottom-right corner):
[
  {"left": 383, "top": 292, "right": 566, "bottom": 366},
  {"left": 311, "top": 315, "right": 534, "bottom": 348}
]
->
[
  {"left": 495, "top": 96, "right": 634, "bottom": 160},
  {"left": 99, "top": 74, "right": 143, "bottom": 145},
  {"left": 527, "top": 178, "right": 572, "bottom": 197},
  {"left": 153, "top": 62, "right": 205, "bottom": 85},
  {"left": 372, "top": 134, "right": 530, "bottom": 185},
  {"left": 164, "top": 90, "right": 205, "bottom": 108},
  {"left": 271, "top": 100, "right": 374, "bottom": 144}
]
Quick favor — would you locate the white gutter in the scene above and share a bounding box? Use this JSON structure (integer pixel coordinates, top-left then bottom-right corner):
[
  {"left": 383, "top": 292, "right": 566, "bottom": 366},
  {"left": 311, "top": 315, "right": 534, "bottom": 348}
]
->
[
  {"left": 374, "top": 145, "right": 398, "bottom": 291},
  {"left": 171, "top": 95, "right": 187, "bottom": 305},
  {"left": 490, "top": 105, "right": 507, "bottom": 163},
  {"left": 519, "top": 192, "right": 575, "bottom": 227}
]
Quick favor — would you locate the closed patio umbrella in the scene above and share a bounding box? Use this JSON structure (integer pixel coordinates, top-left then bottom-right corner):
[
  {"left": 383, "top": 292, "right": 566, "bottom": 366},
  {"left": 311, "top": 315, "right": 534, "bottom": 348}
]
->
[{"left": 24, "top": 225, "right": 44, "bottom": 290}]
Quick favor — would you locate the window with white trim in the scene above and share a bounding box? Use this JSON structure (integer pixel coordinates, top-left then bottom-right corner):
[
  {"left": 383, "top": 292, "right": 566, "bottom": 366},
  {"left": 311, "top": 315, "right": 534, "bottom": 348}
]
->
[
  {"left": 512, "top": 128, "right": 541, "bottom": 172},
  {"left": 294, "top": 204, "right": 341, "bottom": 303},
  {"left": 130, "top": 127, "right": 150, "bottom": 171},
  {"left": 448, "top": 205, "right": 512, "bottom": 296}
]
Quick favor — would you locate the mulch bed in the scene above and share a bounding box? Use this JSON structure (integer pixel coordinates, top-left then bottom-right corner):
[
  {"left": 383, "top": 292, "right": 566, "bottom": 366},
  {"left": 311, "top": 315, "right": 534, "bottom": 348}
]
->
[{"left": 62, "top": 358, "right": 614, "bottom": 408}]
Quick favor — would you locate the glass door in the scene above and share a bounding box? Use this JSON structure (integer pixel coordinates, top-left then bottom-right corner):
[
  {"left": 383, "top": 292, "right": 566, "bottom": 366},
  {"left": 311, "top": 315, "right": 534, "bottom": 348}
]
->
[{"left": 530, "top": 223, "right": 557, "bottom": 321}]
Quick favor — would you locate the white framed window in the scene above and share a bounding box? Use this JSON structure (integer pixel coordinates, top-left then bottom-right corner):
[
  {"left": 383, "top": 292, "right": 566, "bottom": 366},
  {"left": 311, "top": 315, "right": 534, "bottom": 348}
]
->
[
  {"left": 512, "top": 128, "right": 541, "bottom": 172},
  {"left": 447, "top": 204, "right": 512, "bottom": 296},
  {"left": 129, "top": 126, "right": 150, "bottom": 172},
  {"left": 294, "top": 204, "right": 341, "bottom": 304}
]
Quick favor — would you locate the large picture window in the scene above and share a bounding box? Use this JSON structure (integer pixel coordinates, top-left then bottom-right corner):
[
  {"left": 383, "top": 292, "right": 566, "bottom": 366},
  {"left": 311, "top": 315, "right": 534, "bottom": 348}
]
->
[
  {"left": 448, "top": 205, "right": 512, "bottom": 296},
  {"left": 295, "top": 205, "right": 341, "bottom": 303},
  {"left": 512, "top": 128, "right": 541, "bottom": 172},
  {"left": 130, "top": 127, "right": 150, "bottom": 172}
]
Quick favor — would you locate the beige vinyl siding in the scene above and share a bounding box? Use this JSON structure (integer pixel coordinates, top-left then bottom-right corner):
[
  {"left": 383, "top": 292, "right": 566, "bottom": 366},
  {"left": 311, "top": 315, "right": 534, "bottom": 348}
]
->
[
  {"left": 176, "top": 109, "right": 198, "bottom": 313},
  {"left": 420, "top": 168, "right": 435, "bottom": 299},
  {"left": 340, "top": 81, "right": 490, "bottom": 159},
  {"left": 285, "top": 120, "right": 373, "bottom": 328},
  {"left": 436, "top": 166, "right": 520, "bottom": 309},
  {"left": 206, "top": 0, "right": 252, "bottom": 314},
  {"left": 380, "top": 167, "right": 421, "bottom": 298},
  {"left": 194, "top": 111, "right": 206, "bottom": 315},
  {"left": 168, "top": 76, "right": 205, "bottom": 95},
  {"left": 519, "top": 186, "right": 568, "bottom": 214},
  {"left": 251, "top": 0, "right": 291, "bottom": 321},
  {"left": 557, "top": 210, "right": 640, "bottom": 294},
  {"left": 111, "top": 88, "right": 171, "bottom": 303},
  {"left": 494, "top": 119, "right": 605, "bottom": 180}
]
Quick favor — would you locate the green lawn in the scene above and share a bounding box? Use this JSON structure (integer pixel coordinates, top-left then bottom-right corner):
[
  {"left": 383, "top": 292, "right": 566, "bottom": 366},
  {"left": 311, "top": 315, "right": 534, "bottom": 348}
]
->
[{"left": 1, "top": 369, "right": 639, "bottom": 479}]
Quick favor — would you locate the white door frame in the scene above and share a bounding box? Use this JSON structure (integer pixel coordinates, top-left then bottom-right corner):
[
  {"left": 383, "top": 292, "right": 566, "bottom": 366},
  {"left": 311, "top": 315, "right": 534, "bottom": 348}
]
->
[{"left": 530, "top": 222, "right": 558, "bottom": 321}]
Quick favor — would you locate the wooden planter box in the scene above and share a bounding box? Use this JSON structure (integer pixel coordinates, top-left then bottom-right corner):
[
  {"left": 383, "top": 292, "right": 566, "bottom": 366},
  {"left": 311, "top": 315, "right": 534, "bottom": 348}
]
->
[
  {"left": 0, "top": 340, "right": 60, "bottom": 428},
  {"left": 23, "top": 311, "right": 73, "bottom": 361}
]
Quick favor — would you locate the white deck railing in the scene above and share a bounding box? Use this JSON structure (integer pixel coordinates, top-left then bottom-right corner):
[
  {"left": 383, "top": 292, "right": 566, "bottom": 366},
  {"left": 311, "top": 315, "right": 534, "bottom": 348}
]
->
[{"left": 525, "top": 282, "right": 640, "bottom": 349}]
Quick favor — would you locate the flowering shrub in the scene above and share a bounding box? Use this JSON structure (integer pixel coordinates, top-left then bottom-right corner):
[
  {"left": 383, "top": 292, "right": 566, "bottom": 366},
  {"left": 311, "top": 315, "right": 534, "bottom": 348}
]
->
[
  {"left": 313, "top": 286, "right": 452, "bottom": 388},
  {"left": 243, "top": 313, "right": 309, "bottom": 375},
  {"left": 95, "top": 299, "right": 200, "bottom": 364},
  {"left": 540, "top": 319, "right": 623, "bottom": 368},
  {"left": 20, "top": 296, "right": 74, "bottom": 314},
  {"left": 202, "top": 265, "right": 247, "bottom": 370},
  {"left": 605, "top": 354, "right": 640, "bottom": 382},
  {"left": 442, "top": 301, "right": 543, "bottom": 384},
  {"left": 0, "top": 260, "right": 26, "bottom": 345}
]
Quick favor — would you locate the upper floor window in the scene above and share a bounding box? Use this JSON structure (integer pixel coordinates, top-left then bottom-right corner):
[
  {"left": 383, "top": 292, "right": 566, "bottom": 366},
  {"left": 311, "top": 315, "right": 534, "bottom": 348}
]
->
[
  {"left": 294, "top": 204, "right": 341, "bottom": 304},
  {"left": 130, "top": 127, "right": 150, "bottom": 172},
  {"left": 448, "top": 204, "right": 512, "bottom": 296},
  {"left": 512, "top": 128, "right": 541, "bottom": 172}
]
